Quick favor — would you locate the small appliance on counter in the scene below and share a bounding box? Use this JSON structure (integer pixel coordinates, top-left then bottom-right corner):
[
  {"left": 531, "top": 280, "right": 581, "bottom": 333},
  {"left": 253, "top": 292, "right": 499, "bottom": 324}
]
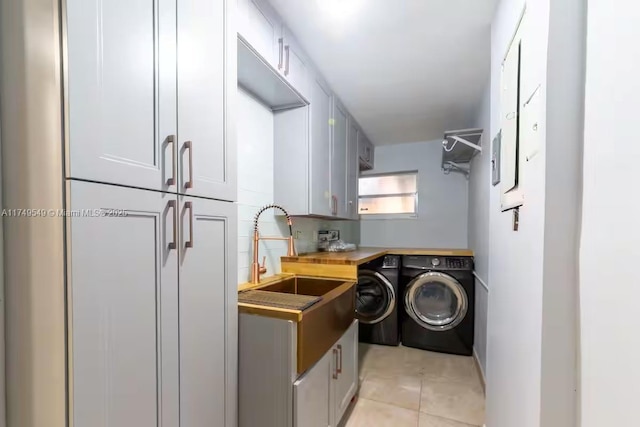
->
[{"left": 317, "top": 230, "right": 357, "bottom": 252}]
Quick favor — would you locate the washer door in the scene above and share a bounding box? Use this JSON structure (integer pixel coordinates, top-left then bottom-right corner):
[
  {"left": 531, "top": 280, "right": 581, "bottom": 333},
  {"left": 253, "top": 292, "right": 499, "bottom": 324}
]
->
[
  {"left": 404, "top": 272, "right": 468, "bottom": 331},
  {"left": 356, "top": 270, "right": 396, "bottom": 325}
]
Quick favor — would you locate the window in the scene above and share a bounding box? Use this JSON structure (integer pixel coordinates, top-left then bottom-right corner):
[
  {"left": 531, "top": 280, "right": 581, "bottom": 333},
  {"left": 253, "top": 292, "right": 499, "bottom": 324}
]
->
[{"left": 358, "top": 172, "right": 418, "bottom": 216}]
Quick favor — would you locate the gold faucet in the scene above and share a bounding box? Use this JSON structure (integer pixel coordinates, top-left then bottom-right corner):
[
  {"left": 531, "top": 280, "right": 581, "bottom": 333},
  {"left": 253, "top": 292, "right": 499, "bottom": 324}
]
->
[{"left": 251, "top": 204, "right": 296, "bottom": 284}]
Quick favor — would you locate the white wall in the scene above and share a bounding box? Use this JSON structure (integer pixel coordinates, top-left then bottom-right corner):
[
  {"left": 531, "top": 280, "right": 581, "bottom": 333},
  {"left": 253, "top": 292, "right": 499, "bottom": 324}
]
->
[
  {"left": 468, "top": 82, "right": 491, "bottom": 377},
  {"left": 481, "top": 0, "right": 582, "bottom": 426},
  {"left": 236, "top": 89, "right": 358, "bottom": 284},
  {"left": 486, "top": 1, "right": 548, "bottom": 425},
  {"left": 579, "top": 1, "right": 639, "bottom": 425},
  {"left": 539, "top": 0, "right": 584, "bottom": 424},
  {"left": 360, "top": 140, "right": 468, "bottom": 249}
]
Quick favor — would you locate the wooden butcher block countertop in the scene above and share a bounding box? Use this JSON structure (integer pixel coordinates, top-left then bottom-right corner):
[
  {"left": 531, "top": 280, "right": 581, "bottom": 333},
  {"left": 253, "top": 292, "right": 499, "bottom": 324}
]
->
[
  {"left": 279, "top": 247, "right": 473, "bottom": 281},
  {"left": 281, "top": 247, "right": 474, "bottom": 266}
]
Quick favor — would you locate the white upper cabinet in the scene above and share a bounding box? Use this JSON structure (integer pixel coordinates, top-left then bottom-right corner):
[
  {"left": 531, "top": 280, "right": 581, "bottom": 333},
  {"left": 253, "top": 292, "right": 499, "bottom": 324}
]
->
[
  {"left": 331, "top": 97, "right": 349, "bottom": 219},
  {"left": 66, "top": 0, "right": 236, "bottom": 202},
  {"left": 347, "top": 117, "right": 360, "bottom": 220},
  {"left": 177, "top": 0, "right": 236, "bottom": 201},
  {"left": 358, "top": 132, "right": 375, "bottom": 171},
  {"left": 237, "top": 0, "right": 283, "bottom": 69},
  {"left": 66, "top": 0, "right": 177, "bottom": 192},
  {"left": 274, "top": 74, "right": 336, "bottom": 218},
  {"left": 309, "top": 76, "right": 333, "bottom": 217},
  {"left": 281, "top": 26, "right": 311, "bottom": 101}
]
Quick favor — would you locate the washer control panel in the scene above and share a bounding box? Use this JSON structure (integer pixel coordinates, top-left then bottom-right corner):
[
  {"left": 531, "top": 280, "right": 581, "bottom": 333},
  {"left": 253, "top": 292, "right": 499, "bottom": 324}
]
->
[
  {"left": 446, "top": 258, "right": 470, "bottom": 269},
  {"left": 382, "top": 255, "right": 400, "bottom": 269},
  {"left": 402, "top": 255, "right": 473, "bottom": 271}
]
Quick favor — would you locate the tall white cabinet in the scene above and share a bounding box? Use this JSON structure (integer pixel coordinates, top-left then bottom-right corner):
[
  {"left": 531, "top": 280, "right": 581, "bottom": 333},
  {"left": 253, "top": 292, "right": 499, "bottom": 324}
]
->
[
  {"left": 69, "top": 181, "right": 181, "bottom": 426},
  {"left": 67, "top": 0, "right": 236, "bottom": 201},
  {"left": 65, "top": 0, "right": 237, "bottom": 426}
]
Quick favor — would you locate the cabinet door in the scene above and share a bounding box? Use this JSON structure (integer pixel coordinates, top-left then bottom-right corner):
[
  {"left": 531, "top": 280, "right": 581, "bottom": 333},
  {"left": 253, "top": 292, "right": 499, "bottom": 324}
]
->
[
  {"left": 367, "top": 138, "right": 375, "bottom": 168},
  {"left": 309, "top": 77, "right": 333, "bottom": 216},
  {"left": 178, "top": 196, "right": 237, "bottom": 427},
  {"left": 332, "top": 320, "right": 359, "bottom": 426},
  {"left": 347, "top": 118, "right": 360, "bottom": 220},
  {"left": 178, "top": 0, "right": 237, "bottom": 202},
  {"left": 238, "top": 0, "right": 283, "bottom": 69},
  {"left": 66, "top": 0, "right": 177, "bottom": 192},
  {"left": 358, "top": 134, "right": 374, "bottom": 170},
  {"left": 294, "top": 350, "right": 331, "bottom": 427},
  {"left": 331, "top": 98, "right": 348, "bottom": 219},
  {"left": 69, "top": 181, "right": 179, "bottom": 427},
  {"left": 282, "top": 26, "right": 311, "bottom": 101}
]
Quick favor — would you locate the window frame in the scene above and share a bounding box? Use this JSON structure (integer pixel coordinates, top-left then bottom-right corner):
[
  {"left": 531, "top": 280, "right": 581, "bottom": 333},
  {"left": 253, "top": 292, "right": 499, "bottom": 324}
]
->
[{"left": 358, "top": 171, "right": 419, "bottom": 220}]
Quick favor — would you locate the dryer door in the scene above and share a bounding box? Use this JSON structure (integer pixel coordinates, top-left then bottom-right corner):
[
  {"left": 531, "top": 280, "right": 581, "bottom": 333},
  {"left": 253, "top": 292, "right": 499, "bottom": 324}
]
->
[
  {"left": 404, "top": 272, "right": 468, "bottom": 331},
  {"left": 356, "top": 270, "right": 396, "bottom": 324}
]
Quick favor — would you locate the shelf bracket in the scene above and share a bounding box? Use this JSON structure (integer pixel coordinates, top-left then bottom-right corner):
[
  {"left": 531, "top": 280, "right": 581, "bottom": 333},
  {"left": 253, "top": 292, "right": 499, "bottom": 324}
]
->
[
  {"left": 443, "top": 161, "right": 471, "bottom": 178},
  {"left": 445, "top": 135, "right": 483, "bottom": 153}
]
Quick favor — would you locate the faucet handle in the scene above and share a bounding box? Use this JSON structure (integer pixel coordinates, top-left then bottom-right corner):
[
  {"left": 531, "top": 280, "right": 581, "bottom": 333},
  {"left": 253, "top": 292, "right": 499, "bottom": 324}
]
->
[{"left": 259, "top": 256, "right": 267, "bottom": 275}]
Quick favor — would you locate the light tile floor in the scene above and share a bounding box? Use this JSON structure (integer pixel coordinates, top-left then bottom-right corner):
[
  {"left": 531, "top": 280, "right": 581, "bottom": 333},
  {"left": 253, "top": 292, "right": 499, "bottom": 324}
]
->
[{"left": 340, "top": 343, "right": 485, "bottom": 427}]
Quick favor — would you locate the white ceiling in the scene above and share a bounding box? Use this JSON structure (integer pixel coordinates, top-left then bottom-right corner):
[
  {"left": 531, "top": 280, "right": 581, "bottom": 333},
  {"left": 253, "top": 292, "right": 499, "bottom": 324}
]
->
[{"left": 268, "top": 0, "right": 497, "bottom": 145}]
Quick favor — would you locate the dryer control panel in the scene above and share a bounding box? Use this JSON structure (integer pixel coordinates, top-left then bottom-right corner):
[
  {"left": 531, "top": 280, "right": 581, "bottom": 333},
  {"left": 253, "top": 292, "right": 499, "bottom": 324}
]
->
[{"left": 402, "top": 255, "right": 473, "bottom": 271}]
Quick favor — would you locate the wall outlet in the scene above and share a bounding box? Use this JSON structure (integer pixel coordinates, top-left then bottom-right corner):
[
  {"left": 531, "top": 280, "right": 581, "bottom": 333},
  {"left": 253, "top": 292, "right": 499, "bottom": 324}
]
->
[
  {"left": 317, "top": 230, "right": 340, "bottom": 250},
  {"left": 318, "top": 230, "right": 340, "bottom": 243}
]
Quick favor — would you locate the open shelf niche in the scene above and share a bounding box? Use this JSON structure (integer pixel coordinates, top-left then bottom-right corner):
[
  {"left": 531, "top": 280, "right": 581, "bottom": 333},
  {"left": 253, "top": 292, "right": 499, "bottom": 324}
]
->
[{"left": 441, "top": 128, "right": 483, "bottom": 178}]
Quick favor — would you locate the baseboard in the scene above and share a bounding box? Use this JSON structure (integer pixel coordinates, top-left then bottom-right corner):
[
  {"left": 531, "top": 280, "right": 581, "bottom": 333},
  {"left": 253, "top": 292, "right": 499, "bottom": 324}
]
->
[
  {"left": 473, "top": 271, "right": 490, "bottom": 292},
  {"left": 472, "top": 348, "right": 486, "bottom": 393}
]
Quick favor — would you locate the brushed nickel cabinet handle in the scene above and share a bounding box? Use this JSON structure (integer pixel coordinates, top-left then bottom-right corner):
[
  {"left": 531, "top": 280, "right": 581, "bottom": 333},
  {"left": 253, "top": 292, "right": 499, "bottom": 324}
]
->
[
  {"left": 284, "top": 45, "right": 290, "bottom": 76},
  {"left": 185, "top": 201, "right": 194, "bottom": 248},
  {"left": 167, "top": 135, "right": 176, "bottom": 186},
  {"left": 278, "top": 38, "right": 284, "bottom": 70},
  {"left": 168, "top": 200, "right": 177, "bottom": 250},
  {"left": 184, "top": 140, "right": 194, "bottom": 189},
  {"left": 332, "top": 348, "right": 339, "bottom": 379},
  {"left": 337, "top": 344, "right": 343, "bottom": 374}
]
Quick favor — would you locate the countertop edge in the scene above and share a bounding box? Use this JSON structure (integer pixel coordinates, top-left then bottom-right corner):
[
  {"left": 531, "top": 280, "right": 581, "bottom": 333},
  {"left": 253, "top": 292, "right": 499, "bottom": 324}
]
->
[{"left": 281, "top": 247, "right": 474, "bottom": 266}]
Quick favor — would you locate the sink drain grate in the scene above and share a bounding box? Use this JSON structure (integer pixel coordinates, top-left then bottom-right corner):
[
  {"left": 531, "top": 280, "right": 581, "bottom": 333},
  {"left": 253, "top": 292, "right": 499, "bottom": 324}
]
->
[{"left": 239, "top": 290, "right": 322, "bottom": 311}]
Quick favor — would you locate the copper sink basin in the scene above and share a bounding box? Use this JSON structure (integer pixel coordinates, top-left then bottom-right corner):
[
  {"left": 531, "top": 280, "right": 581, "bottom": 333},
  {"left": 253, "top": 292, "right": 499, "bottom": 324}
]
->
[
  {"left": 258, "top": 276, "right": 346, "bottom": 297},
  {"left": 256, "top": 276, "right": 355, "bottom": 374}
]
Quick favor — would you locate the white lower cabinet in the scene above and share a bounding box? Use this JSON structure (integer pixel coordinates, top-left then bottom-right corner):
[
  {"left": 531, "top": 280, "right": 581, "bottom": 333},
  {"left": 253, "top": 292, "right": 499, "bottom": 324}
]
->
[
  {"left": 294, "top": 350, "right": 332, "bottom": 427},
  {"left": 293, "top": 320, "right": 359, "bottom": 427},
  {"left": 178, "top": 195, "right": 238, "bottom": 426},
  {"left": 69, "top": 181, "right": 236, "bottom": 427},
  {"left": 331, "top": 320, "right": 359, "bottom": 426}
]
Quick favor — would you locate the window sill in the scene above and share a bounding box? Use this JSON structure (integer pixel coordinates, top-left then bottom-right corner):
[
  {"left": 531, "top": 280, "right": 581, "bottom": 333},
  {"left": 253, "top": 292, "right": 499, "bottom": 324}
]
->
[{"left": 359, "top": 213, "right": 418, "bottom": 221}]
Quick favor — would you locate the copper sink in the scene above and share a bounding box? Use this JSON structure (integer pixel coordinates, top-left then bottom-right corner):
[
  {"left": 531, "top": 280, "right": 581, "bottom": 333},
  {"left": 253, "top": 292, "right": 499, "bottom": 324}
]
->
[
  {"left": 258, "top": 276, "right": 346, "bottom": 297},
  {"left": 257, "top": 276, "right": 355, "bottom": 374}
]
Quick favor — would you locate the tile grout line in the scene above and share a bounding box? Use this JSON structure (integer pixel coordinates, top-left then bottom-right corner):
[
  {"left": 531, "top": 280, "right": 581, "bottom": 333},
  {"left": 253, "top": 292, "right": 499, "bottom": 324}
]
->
[{"left": 417, "top": 372, "right": 424, "bottom": 426}]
